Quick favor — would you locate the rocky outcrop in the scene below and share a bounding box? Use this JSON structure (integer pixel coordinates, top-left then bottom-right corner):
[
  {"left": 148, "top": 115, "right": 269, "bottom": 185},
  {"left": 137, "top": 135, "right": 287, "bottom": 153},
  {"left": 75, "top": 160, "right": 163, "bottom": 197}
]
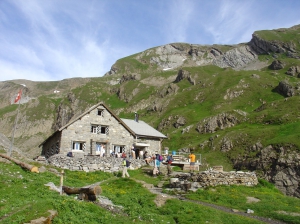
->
[
  {"left": 119, "top": 73, "right": 141, "bottom": 84},
  {"left": 220, "top": 137, "right": 233, "bottom": 152},
  {"left": 196, "top": 112, "right": 241, "bottom": 134},
  {"left": 182, "top": 125, "right": 193, "bottom": 134},
  {"left": 248, "top": 34, "right": 285, "bottom": 54},
  {"left": 104, "top": 64, "right": 119, "bottom": 76},
  {"left": 223, "top": 89, "right": 244, "bottom": 100},
  {"left": 117, "top": 86, "right": 133, "bottom": 103},
  {"left": 213, "top": 45, "right": 257, "bottom": 69},
  {"left": 52, "top": 103, "right": 74, "bottom": 130},
  {"left": 275, "top": 81, "right": 295, "bottom": 97},
  {"left": 105, "top": 26, "right": 300, "bottom": 77},
  {"left": 249, "top": 32, "right": 299, "bottom": 59},
  {"left": 269, "top": 60, "right": 285, "bottom": 70},
  {"left": 286, "top": 66, "right": 300, "bottom": 77},
  {"left": 147, "top": 99, "right": 169, "bottom": 113},
  {"left": 232, "top": 144, "right": 300, "bottom": 198},
  {"left": 52, "top": 92, "right": 84, "bottom": 131},
  {"left": 159, "top": 83, "right": 179, "bottom": 98},
  {"left": 174, "top": 70, "right": 195, "bottom": 85},
  {"left": 158, "top": 115, "right": 186, "bottom": 131},
  {"left": 149, "top": 44, "right": 188, "bottom": 70},
  {"left": 173, "top": 116, "right": 186, "bottom": 128}
]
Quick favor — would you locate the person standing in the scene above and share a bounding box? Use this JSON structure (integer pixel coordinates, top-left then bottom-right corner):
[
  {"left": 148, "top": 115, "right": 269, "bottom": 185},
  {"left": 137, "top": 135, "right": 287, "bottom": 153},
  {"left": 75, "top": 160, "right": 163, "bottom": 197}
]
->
[
  {"left": 153, "top": 154, "right": 161, "bottom": 176},
  {"left": 122, "top": 158, "right": 130, "bottom": 178},
  {"left": 189, "top": 151, "right": 196, "bottom": 173},
  {"left": 131, "top": 146, "right": 136, "bottom": 159},
  {"left": 166, "top": 154, "right": 173, "bottom": 175},
  {"left": 139, "top": 150, "right": 144, "bottom": 160}
]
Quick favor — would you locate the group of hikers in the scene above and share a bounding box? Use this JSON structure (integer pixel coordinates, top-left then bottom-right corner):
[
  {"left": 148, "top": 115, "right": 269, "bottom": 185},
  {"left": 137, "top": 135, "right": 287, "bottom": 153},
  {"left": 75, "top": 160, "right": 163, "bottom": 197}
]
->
[{"left": 121, "top": 150, "right": 197, "bottom": 178}]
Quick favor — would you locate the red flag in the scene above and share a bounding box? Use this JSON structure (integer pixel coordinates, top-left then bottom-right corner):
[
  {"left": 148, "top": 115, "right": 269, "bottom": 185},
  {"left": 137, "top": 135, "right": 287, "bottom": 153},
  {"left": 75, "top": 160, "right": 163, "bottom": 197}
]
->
[{"left": 14, "top": 89, "right": 22, "bottom": 103}]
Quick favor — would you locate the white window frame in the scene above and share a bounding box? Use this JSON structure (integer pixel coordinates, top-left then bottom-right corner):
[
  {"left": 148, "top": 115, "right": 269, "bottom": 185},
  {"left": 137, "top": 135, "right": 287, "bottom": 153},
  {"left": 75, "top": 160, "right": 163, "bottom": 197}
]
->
[
  {"left": 91, "top": 124, "right": 109, "bottom": 135},
  {"left": 72, "top": 141, "right": 86, "bottom": 151},
  {"left": 113, "top": 145, "right": 125, "bottom": 154}
]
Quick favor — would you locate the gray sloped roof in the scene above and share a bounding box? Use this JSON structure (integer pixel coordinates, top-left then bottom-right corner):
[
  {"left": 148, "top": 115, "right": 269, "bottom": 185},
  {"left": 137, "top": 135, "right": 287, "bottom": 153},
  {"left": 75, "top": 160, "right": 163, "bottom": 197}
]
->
[{"left": 121, "top": 118, "right": 167, "bottom": 139}]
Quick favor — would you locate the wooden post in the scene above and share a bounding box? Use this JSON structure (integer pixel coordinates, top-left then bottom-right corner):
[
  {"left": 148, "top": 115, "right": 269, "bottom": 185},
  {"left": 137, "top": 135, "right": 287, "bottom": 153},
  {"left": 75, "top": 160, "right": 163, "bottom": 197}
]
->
[{"left": 60, "top": 170, "right": 64, "bottom": 195}]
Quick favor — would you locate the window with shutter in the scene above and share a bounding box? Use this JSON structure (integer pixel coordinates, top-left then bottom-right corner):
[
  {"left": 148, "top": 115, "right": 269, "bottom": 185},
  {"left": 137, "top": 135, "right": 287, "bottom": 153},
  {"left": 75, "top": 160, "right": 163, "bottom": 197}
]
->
[
  {"left": 72, "top": 141, "right": 86, "bottom": 150},
  {"left": 91, "top": 124, "right": 109, "bottom": 135}
]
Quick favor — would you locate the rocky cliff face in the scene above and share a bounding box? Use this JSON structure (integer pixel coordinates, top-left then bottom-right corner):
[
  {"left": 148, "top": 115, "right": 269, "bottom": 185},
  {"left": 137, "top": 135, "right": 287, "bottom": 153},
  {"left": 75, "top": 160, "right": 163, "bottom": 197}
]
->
[
  {"left": 232, "top": 144, "right": 300, "bottom": 198},
  {"left": 248, "top": 27, "right": 300, "bottom": 59},
  {"left": 107, "top": 43, "right": 259, "bottom": 74}
]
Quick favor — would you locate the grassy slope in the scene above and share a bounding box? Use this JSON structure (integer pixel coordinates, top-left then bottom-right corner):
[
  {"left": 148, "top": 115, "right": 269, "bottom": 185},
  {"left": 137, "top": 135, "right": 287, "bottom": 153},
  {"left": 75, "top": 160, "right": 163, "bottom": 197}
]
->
[{"left": 1, "top": 160, "right": 299, "bottom": 224}]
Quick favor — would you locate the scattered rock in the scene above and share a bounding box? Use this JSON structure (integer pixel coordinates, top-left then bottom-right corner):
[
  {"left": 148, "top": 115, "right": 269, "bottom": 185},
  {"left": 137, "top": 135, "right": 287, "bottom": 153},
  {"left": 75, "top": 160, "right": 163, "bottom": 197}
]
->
[
  {"left": 246, "top": 209, "right": 254, "bottom": 214},
  {"left": 25, "top": 210, "right": 57, "bottom": 224},
  {"left": 276, "top": 210, "right": 300, "bottom": 217},
  {"left": 269, "top": 60, "right": 285, "bottom": 70},
  {"left": 196, "top": 112, "right": 241, "bottom": 134},
  {"left": 246, "top": 197, "right": 260, "bottom": 203},
  {"left": 275, "top": 81, "right": 295, "bottom": 97},
  {"left": 251, "top": 74, "right": 260, "bottom": 79},
  {"left": 286, "top": 66, "right": 300, "bottom": 77}
]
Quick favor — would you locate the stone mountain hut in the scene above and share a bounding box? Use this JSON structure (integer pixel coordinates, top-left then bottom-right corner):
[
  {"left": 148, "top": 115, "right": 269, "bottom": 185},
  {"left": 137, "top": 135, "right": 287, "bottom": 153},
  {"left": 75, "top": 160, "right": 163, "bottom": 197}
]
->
[{"left": 39, "top": 102, "right": 167, "bottom": 159}]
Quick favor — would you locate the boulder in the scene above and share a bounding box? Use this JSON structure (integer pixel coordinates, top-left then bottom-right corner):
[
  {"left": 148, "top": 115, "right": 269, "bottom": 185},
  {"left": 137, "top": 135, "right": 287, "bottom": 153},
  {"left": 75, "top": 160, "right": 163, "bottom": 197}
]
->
[
  {"left": 276, "top": 81, "right": 294, "bottom": 97},
  {"left": 269, "top": 60, "right": 285, "bottom": 70},
  {"left": 286, "top": 66, "right": 300, "bottom": 77}
]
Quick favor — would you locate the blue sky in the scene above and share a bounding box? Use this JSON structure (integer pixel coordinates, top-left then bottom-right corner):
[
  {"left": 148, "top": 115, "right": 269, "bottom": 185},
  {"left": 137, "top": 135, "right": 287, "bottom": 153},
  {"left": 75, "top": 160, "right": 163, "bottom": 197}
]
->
[{"left": 0, "top": 0, "right": 299, "bottom": 82}]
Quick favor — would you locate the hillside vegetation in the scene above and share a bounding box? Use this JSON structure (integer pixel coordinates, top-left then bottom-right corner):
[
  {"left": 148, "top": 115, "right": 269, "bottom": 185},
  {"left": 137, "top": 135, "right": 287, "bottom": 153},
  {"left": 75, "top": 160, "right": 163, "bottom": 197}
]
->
[
  {"left": 1, "top": 159, "right": 300, "bottom": 224},
  {"left": 0, "top": 24, "right": 300, "bottom": 197}
]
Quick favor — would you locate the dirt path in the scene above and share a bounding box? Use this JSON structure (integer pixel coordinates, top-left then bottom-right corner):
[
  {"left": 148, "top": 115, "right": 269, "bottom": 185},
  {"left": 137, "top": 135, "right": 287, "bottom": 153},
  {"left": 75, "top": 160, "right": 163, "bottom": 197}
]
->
[{"left": 133, "top": 179, "right": 286, "bottom": 224}]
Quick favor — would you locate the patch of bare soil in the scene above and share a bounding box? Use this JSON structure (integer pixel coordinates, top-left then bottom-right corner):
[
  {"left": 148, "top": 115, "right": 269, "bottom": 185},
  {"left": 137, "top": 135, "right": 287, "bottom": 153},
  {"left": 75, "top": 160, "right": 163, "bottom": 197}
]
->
[
  {"left": 133, "top": 179, "right": 175, "bottom": 207},
  {"left": 236, "top": 60, "right": 269, "bottom": 71}
]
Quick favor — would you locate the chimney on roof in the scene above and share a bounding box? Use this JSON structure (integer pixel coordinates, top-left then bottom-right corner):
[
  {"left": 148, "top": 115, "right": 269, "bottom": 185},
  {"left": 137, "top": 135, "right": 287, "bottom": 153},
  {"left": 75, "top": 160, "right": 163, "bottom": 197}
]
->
[{"left": 134, "top": 112, "right": 139, "bottom": 122}]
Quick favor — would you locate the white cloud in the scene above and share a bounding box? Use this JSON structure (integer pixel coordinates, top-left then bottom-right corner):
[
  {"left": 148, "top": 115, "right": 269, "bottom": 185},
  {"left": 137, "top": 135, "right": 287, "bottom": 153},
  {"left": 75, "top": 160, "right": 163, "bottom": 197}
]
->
[
  {"left": 0, "top": 59, "right": 54, "bottom": 81},
  {"left": 202, "top": 1, "right": 255, "bottom": 44},
  {"left": 0, "top": 0, "right": 300, "bottom": 82},
  {"left": 0, "top": 0, "right": 114, "bottom": 81}
]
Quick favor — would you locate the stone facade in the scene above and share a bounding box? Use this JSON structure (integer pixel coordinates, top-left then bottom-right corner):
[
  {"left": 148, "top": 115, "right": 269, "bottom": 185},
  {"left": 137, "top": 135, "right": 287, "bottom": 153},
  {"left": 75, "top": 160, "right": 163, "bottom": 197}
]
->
[{"left": 40, "top": 103, "right": 166, "bottom": 159}]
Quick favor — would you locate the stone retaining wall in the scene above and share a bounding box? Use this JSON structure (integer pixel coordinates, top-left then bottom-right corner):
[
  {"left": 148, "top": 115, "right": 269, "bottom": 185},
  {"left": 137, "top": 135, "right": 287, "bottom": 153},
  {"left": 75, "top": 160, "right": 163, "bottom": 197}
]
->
[
  {"left": 46, "top": 155, "right": 258, "bottom": 189},
  {"left": 173, "top": 170, "right": 258, "bottom": 189},
  {"left": 47, "top": 154, "right": 147, "bottom": 172}
]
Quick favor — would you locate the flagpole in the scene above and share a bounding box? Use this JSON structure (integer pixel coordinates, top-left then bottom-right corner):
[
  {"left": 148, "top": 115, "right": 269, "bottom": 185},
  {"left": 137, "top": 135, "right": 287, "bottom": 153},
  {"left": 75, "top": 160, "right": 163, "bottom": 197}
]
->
[{"left": 8, "top": 86, "right": 24, "bottom": 157}]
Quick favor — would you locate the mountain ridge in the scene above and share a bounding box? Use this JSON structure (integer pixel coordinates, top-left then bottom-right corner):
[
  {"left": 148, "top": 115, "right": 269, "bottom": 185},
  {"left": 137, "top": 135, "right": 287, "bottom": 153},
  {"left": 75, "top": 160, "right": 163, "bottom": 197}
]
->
[{"left": 0, "top": 24, "right": 300, "bottom": 197}]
